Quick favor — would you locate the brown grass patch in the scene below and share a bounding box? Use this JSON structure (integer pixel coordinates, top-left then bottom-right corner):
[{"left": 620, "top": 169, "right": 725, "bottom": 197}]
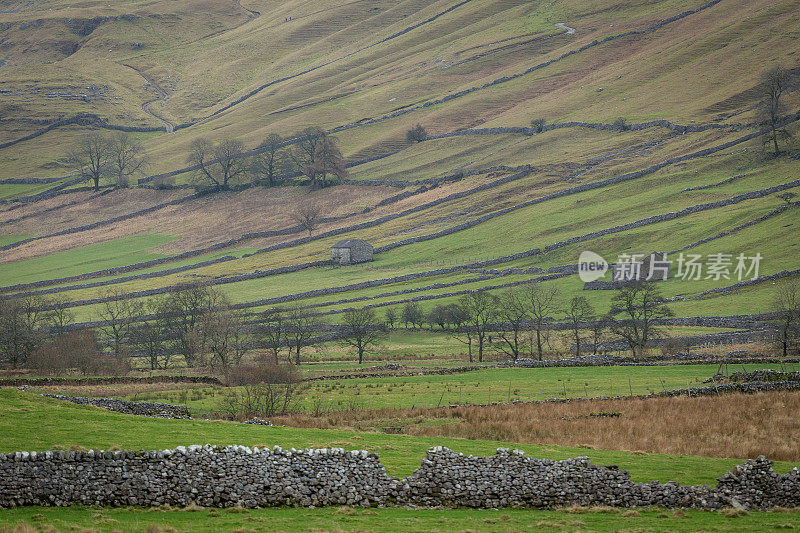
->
[{"left": 273, "top": 391, "right": 800, "bottom": 461}]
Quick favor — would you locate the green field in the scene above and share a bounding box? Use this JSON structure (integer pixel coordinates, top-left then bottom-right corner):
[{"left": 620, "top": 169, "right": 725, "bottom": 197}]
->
[
  {"left": 119, "top": 363, "right": 791, "bottom": 413},
  {"left": 1, "top": 389, "right": 800, "bottom": 531}
]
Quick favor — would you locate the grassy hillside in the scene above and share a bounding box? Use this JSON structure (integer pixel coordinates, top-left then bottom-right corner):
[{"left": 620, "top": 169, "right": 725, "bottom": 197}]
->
[{"left": 1, "top": 0, "right": 798, "bottom": 324}]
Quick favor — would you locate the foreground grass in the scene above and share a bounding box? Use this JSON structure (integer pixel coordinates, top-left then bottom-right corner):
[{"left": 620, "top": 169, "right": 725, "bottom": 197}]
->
[
  {"left": 2, "top": 505, "right": 800, "bottom": 532},
  {"left": 1, "top": 390, "right": 798, "bottom": 485}
]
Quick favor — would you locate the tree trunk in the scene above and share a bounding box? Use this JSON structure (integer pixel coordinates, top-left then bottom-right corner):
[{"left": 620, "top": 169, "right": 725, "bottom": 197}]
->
[
  {"left": 536, "top": 328, "right": 543, "bottom": 361},
  {"left": 358, "top": 345, "right": 364, "bottom": 364}
]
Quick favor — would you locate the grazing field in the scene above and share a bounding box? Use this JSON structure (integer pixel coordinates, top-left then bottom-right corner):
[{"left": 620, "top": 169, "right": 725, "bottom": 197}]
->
[{"left": 116, "top": 362, "right": 791, "bottom": 412}]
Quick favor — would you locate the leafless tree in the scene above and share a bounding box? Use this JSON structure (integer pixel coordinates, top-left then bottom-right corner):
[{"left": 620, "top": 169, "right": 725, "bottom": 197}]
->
[
  {"left": 607, "top": 282, "right": 674, "bottom": 359},
  {"left": 96, "top": 291, "right": 143, "bottom": 356},
  {"left": 108, "top": 132, "right": 147, "bottom": 188},
  {"left": 446, "top": 303, "right": 475, "bottom": 362},
  {"left": 384, "top": 307, "right": 397, "bottom": 329},
  {"left": 526, "top": 284, "right": 560, "bottom": 361},
  {"left": 565, "top": 296, "right": 595, "bottom": 357},
  {"left": 188, "top": 137, "right": 252, "bottom": 190},
  {"left": 340, "top": 307, "right": 385, "bottom": 364},
  {"left": 0, "top": 295, "right": 48, "bottom": 368},
  {"left": 459, "top": 292, "right": 497, "bottom": 363},
  {"left": 129, "top": 298, "right": 171, "bottom": 370},
  {"left": 258, "top": 308, "right": 288, "bottom": 365},
  {"left": 290, "top": 126, "right": 326, "bottom": 172},
  {"left": 768, "top": 280, "right": 800, "bottom": 357},
  {"left": 495, "top": 288, "right": 528, "bottom": 360},
  {"left": 159, "top": 285, "right": 220, "bottom": 367},
  {"left": 66, "top": 132, "right": 113, "bottom": 191},
  {"left": 401, "top": 301, "right": 424, "bottom": 329},
  {"left": 252, "top": 133, "right": 288, "bottom": 186},
  {"left": 46, "top": 297, "right": 75, "bottom": 336},
  {"left": 758, "top": 66, "right": 798, "bottom": 156},
  {"left": 286, "top": 307, "right": 319, "bottom": 365},
  {"left": 588, "top": 316, "right": 609, "bottom": 355},
  {"left": 203, "top": 304, "right": 249, "bottom": 383},
  {"left": 290, "top": 202, "right": 324, "bottom": 236},
  {"left": 305, "top": 135, "right": 347, "bottom": 188}
]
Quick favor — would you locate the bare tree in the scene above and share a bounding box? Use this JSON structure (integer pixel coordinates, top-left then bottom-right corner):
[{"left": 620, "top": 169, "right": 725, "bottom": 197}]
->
[
  {"left": 384, "top": 307, "right": 397, "bottom": 329},
  {"left": 768, "top": 281, "right": 800, "bottom": 357},
  {"left": 252, "top": 133, "right": 287, "bottom": 186},
  {"left": 290, "top": 202, "right": 324, "bottom": 236},
  {"left": 258, "top": 308, "right": 287, "bottom": 365},
  {"left": 188, "top": 137, "right": 252, "bottom": 190},
  {"left": 129, "top": 298, "right": 171, "bottom": 370},
  {"left": 286, "top": 307, "right": 319, "bottom": 365},
  {"left": 305, "top": 135, "right": 347, "bottom": 188},
  {"left": 446, "top": 303, "right": 474, "bottom": 362},
  {"left": 0, "top": 296, "right": 47, "bottom": 368},
  {"left": 203, "top": 305, "right": 248, "bottom": 383},
  {"left": 495, "top": 289, "right": 528, "bottom": 360},
  {"left": 459, "top": 292, "right": 497, "bottom": 363},
  {"left": 526, "top": 284, "right": 560, "bottom": 361},
  {"left": 427, "top": 304, "right": 449, "bottom": 330},
  {"left": 401, "top": 301, "right": 424, "bottom": 329},
  {"left": 758, "top": 66, "right": 797, "bottom": 156},
  {"left": 340, "top": 307, "right": 385, "bottom": 364},
  {"left": 565, "top": 296, "right": 595, "bottom": 357},
  {"left": 588, "top": 316, "right": 609, "bottom": 355},
  {"left": 66, "top": 132, "right": 113, "bottom": 191},
  {"left": 159, "top": 285, "right": 219, "bottom": 367},
  {"left": 97, "top": 291, "right": 143, "bottom": 356},
  {"left": 290, "top": 126, "right": 326, "bottom": 172},
  {"left": 607, "top": 282, "right": 674, "bottom": 359},
  {"left": 46, "top": 298, "right": 75, "bottom": 336},
  {"left": 108, "top": 132, "right": 147, "bottom": 188}
]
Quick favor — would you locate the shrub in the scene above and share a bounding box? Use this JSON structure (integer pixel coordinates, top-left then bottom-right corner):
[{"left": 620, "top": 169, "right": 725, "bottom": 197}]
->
[
  {"left": 406, "top": 124, "right": 427, "bottom": 143},
  {"left": 613, "top": 117, "right": 629, "bottom": 131},
  {"left": 27, "top": 330, "right": 130, "bottom": 376},
  {"left": 530, "top": 118, "right": 546, "bottom": 133}
]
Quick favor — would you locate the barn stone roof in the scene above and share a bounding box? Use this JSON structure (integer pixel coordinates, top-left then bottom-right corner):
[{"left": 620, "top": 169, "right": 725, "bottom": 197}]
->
[{"left": 331, "top": 239, "right": 372, "bottom": 249}]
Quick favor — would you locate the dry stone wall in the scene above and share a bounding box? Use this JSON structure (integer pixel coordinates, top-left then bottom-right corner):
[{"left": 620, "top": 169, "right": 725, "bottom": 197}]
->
[
  {"left": 0, "top": 446, "right": 797, "bottom": 510},
  {"left": 40, "top": 394, "right": 190, "bottom": 419}
]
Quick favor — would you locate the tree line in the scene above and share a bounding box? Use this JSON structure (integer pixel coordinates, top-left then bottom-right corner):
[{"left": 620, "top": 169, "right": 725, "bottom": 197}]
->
[{"left": 2, "top": 280, "right": 798, "bottom": 375}]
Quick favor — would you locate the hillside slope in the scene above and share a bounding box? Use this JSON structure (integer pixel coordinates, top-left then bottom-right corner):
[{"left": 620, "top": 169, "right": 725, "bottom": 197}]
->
[{"left": 0, "top": 0, "right": 798, "bottom": 327}]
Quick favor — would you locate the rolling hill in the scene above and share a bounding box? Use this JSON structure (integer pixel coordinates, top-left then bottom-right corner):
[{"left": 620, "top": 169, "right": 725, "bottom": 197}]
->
[{"left": 0, "top": 0, "right": 798, "bottom": 330}]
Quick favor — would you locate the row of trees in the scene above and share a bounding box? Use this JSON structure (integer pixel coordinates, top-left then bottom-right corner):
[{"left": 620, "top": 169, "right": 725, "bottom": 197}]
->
[
  {"left": 387, "top": 283, "right": 675, "bottom": 361},
  {"left": 2, "top": 281, "right": 798, "bottom": 374},
  {"left": 65, "top": 127, "right": 349, "bottom": 192},
  {"left": 0, "top": 285, "right": 384, "bottom": 378},
  {"left": 186, "top": 127, "right": 347, "bottom": 191}
]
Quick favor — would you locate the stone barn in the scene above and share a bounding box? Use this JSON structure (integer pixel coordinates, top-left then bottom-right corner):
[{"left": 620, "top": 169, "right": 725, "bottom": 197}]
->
[{"left": 330, "top": 239, "right": 374, "bottom": 265}]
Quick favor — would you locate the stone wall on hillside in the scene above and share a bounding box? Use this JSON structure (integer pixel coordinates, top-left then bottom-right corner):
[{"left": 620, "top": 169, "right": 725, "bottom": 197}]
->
[
  {"left": 39, "top": 394, "right": 190, "bottom": 419},
  {"left": 0, "top": 446, "right": 797, "bottom": 509}
]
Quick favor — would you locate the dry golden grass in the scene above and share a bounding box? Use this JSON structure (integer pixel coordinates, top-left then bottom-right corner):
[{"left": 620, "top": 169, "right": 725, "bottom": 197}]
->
[{"left": 273, "top": 391, "right": 800, "bottom": 461}]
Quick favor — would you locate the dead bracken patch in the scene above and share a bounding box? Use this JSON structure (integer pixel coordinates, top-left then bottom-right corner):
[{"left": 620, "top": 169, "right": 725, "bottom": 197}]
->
[{"left": 272, "top": 391, "right": 800, "bottom": 461}]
